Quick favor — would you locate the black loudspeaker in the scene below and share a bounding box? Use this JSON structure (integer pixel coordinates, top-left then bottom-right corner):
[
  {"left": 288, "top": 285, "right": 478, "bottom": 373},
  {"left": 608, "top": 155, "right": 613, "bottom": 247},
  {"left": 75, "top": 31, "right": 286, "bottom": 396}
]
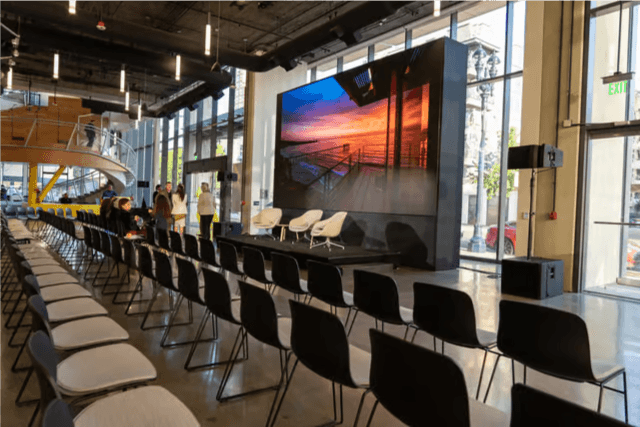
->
[
  {"left": 508, "top": 144, "right": 563, "bottom": 169},
  {"left": 501, "top": 257, "right": 564, "bottom": 299},
  {"left": 214, "top": 221, "right": 243, "bottom": 237},
  {"left": 217, "top": 171, "right": 238, "bottom": 182}
]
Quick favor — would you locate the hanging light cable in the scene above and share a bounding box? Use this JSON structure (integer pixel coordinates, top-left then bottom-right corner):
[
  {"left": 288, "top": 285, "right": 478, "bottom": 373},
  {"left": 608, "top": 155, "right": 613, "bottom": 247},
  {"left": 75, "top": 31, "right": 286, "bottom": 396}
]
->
[
  {"left": 120, "top": 65, "right": 125, "bottom": 93},
  {"left": 175, "top": 54, "right": 181, "bottom": 81},
  {"left": 205, "top": 4, "right": 212, "bottom": 56},
  {"left": 210, "top": 1, "right": 222, "bottom": 72},
  {"left": 7, "top": 67, "right": 13, "bottom": 90},
  {"left": 53, "top": 52, "right": 59, "bottom": 79},
  {"left": 434, "top": 1, "right": 441, "bottom": 17},
  {"left": 125, "top": 85, "right": 130, "bottom": 111},
  {"left": 69, "top": 0, "right": 76, "bottom": 14}
]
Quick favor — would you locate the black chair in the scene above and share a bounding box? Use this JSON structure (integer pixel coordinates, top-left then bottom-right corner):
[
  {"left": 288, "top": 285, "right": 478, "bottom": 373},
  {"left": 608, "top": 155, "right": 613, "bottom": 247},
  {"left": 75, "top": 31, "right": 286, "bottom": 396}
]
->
[
  {"left": 412, "top": 282, "right": 499, "bottom": 401},
  {"left": 56, "top": 208, "right": 64, "bottom": 217},
  {"left": 497, "top": 300, "right": 628, "bottom": 423},
  {"left": 270, "top": 252, "right": 309, "bottom": 301},
  {"left": 366, "top": 329, "right": 508, "bottom": 427},
  {"left": 157, "top": 228, "right": 171, "bottom": 252},
  {"left": 352, "top": 270, "right": 413, "bottom": 337},
  {"left": 145, "top": 225, "right": 157, "bottom": 247},
  {"left": 216, "top": 280, "right": 292, "bottom": 424},
  {"left": 199, "top": 237, "right": 221, "bottom": 270},
  {"left": 511, "top": 384, "right": 628, "bottom": 427},
  {"left": 65, "top": 208, "right": 73, "bottom": 219},
  {"left": 184, "top": 233, "right": 201, "bottom": 261},
  {"left": 219, "top": 241, "right": 245, "bottom": 279},
  {"left": 185, "top": 268, "right": 247, "bottom": 371},
  {"left": 169, "top": 230, "right": 185, "bottom": 256},
  {"left": 242, "top": 247, "right": 273, "bottom": 291},
  {"left": 307, "top": 260, "right": 354, "bottom": 322},
  {"left": 16, "top": 206, "right": 28, "bottom": 220},
  {"left": 160, "top": 257, "right": 214, "bottom": 349},
  {"left": 270, "top": 300, "right": 371, "bottom": 427}
]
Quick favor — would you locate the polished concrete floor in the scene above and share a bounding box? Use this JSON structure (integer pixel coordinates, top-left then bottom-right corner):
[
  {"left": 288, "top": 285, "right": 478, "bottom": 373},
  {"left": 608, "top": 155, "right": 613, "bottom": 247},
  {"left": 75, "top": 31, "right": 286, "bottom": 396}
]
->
[{"left": 2, "top": 236, "right": 639, "bottom": 426}]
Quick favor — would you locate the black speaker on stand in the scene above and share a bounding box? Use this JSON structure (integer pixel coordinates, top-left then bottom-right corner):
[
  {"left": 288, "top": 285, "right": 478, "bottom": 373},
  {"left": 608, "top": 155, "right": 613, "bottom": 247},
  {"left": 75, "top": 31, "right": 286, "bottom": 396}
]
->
[{"left": 501, "top": 144, "right": 565, "bottom": 299}]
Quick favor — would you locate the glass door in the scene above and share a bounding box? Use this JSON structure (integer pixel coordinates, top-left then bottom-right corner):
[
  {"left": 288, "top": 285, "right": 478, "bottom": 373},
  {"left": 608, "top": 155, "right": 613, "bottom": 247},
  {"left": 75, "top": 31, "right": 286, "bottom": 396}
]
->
[{"left": 582, "top": 130, "right": 640, "bottom": 300}]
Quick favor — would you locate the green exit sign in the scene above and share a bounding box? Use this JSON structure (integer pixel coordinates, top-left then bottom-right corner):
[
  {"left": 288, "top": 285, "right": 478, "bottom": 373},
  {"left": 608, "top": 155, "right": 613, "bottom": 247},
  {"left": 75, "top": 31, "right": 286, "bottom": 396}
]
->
[{"left": 608, "top": 81, "right": 628, "bottom": 95}]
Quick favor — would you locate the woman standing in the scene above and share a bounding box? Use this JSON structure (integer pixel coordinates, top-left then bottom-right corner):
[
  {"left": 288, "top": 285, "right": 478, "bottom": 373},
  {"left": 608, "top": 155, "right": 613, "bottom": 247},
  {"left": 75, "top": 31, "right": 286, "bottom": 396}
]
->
[
  {"left": 152, "top": 194, "right": 172, "bottom": 231},
  {"left": 197, "top": 182, "right": 216, "bottom": 240},
  {"left": 171, "top": 183, "right": 188, "bottom": 233}
]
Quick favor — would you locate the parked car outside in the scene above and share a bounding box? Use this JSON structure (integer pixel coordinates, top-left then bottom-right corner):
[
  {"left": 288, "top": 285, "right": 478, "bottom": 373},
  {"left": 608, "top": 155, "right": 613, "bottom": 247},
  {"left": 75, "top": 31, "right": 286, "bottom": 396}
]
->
[{"left": 485, "top": 221, "right": 516, "bottom": 255}]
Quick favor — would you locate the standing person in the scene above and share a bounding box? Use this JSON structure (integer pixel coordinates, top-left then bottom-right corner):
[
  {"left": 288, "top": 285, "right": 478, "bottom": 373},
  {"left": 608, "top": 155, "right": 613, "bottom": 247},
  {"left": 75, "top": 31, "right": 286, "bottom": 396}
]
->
[
  {"left": 156, "top": 182, "right": 173, "bottom": 209},
  {"left": 102, "top": 184, "right": 117, "bottom": 201},
  {"left": 152, "top": 194, "right": 172, "bottom": 233},
  {"left": 197, "top": 182, "right": 215, "bottom": 240},
  {"left": 152, "top": 185, "right": 161, "bottom": 207},
  {"left": 171, "top": 183, "right": 188, "bottom": 233},
  {"left": 85, "top": 120, "right": 97, "bottom": 148},
  {"left": 59, "top": 193, "right": 72, "bottom": 204}
]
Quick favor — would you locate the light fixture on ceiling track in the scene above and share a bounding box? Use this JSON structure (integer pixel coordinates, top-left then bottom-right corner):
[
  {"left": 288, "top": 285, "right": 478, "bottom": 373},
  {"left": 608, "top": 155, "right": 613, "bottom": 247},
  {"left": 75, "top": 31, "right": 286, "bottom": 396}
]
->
[
  {"left": 7, "top": 67, "right": 13, "bottom": 90},
  {"left": 69, "top": 0, "right": 76, "bottom": 14},
  {"left": 97, "top": 11, "right": 106, "bottom": 31},
  {"left": 210, "top": 1, "right": 223, "bottom": 72},
  {"left": 120, "top": 65, "right": 125, "bottom": 92},
  {"left": 175, "top": 54, "right": 181, "bottom": 80},
  {"left": 434, "top": 1, "right": 440, "bottom": 17},
  {"left": 53, "top": 52, "right": 59, "bottom": 79},
  {"left": 125, "top": 85, "right": 130, "bottom": 111},
  {"left": 205, "top": 4, "right": 212, "bottom": 56},
  {"left": 602, "top": 2, "right": 634, "bottom": 85}
]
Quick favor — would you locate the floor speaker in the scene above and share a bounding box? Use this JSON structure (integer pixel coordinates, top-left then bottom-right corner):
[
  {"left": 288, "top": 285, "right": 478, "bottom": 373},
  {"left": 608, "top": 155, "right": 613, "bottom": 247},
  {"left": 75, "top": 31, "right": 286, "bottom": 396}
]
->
[{"left": 501, "top": 257, "right": 564, "bottom": 299}]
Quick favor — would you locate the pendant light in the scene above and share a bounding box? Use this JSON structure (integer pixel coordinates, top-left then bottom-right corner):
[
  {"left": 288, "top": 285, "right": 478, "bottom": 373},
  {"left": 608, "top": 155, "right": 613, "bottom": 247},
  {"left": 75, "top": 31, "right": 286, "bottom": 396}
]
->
[
  {"left": 210, "top": 1, "right": 223, "bottom": 72},
  {"left": 69, "top": 0, "right": 76, "bottom": 14},
  {"left": 205, "top": 3, "right": 212, "bottom": 56},
  {"left": 7, "top": 67, "right": 13, "bottom": 90},
  {"left": 53, "top": 52, "right": 59, "bottom": 79},
  {"left": 125, "top": 85, "right": 130, "bottom": 111},
  {"left": 434, "top": 1, "right": 440, "bottom": 17},
  {"left": 602, "top": 2, "right": 634, "bottom": 84},
  {"left": 120, "top": 65, "right": 125, "bottom": 93},
  {"left": 175, "top": 54, "right": 181, "bottom": 81}
]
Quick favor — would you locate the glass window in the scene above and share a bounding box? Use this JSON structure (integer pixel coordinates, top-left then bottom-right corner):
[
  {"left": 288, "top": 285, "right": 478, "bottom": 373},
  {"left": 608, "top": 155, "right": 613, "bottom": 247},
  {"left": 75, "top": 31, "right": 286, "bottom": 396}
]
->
[
  {"left": 343, "top": 47, "right": 369, "bottom": 71},
  {"left": 375, "top": 32, "right": 406, "bottom": 60},
  {"left": 317, "top": 59, "right": 337, "bottom": 80},
  {"left": 458, "top": 3, "right": 508, "bottom": 82},
  {"left": 412, "top": 20, "right": 450, "bottom": 47},
  {"left": 512, "top": 1, "right": 526, "bottom": 72},
  {"left": 234, "top": 68, "right": 246, "bottom": 116},
  {"left": 203, "top": 96, "right": 213, "bottom": 123}
]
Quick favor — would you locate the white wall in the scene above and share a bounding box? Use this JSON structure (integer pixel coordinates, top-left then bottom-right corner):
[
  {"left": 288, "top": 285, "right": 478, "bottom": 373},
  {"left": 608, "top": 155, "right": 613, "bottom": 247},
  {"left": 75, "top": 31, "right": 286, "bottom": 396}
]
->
[{"left": 248, "top": 65, "right": 307, "bottom": 233}]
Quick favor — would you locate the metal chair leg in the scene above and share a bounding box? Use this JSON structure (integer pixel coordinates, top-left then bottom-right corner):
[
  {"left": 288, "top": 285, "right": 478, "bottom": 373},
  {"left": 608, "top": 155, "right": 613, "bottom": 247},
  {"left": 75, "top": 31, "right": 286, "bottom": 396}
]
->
[
  {"left": 483, "top": 354, "right": 501, "bottom": 403},
  {"left": 364, "top": 399, "right": 380, "bottom": 427}
]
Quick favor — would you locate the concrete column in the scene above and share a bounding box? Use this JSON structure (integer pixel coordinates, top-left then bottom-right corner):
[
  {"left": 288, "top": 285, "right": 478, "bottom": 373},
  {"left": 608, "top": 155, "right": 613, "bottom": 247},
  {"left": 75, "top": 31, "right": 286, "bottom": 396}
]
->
[{"left": 516, "top": 2, "right": 587, "bottom": 291}]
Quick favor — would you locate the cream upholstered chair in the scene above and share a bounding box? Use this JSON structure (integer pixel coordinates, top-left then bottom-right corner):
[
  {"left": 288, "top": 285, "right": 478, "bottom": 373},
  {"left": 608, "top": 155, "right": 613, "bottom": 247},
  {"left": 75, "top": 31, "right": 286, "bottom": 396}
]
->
[
  {"left": 289, "top": 209, "right": 323, "bottom": 242},
  {"left": 251, "top": 208, "right": 282, "bottom": 239},
  {"left": 310, "top": 211, "right": 348, "bottom": 250}
]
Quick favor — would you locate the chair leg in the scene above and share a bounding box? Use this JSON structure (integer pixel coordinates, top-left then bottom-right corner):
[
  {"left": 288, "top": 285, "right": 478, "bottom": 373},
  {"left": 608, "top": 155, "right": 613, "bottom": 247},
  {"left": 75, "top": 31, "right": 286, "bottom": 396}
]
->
[
  {"left": 184, "top": 311, "right": 232, "bottom": 371},
  {"left": 266, "top": 355, "right": 298, "bottom": 427},
  {"left": 364, "top": 399, "right": 380, "bottom": 427},
  {"left": 623, "top": 371, "right": 628, "bottom": 423},
  {"left": 597, "top": 383, "right": 605, "bottom": 413},
  {"left": 353, "top": 389, "right": 372, "bottom": 427},
  {"left": 476, "top": 349, "right": 488, "bottom": 400},
  {"left": 161, "top": 298, "right": 211, "bottom": 348},
  {"left": 483, "top": 354, "right": 501, "bottom": 403},
  {"left": 16, "top": 366, "right": 39, "bottom": 407},
  {"left": 347, "top": 309, "right": 359, "bottom": 337}
]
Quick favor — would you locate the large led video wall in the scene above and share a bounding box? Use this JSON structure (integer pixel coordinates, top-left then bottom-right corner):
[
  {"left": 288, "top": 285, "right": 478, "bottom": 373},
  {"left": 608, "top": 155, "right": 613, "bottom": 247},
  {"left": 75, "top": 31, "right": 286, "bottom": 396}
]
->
[{"left": 275, "top": 46, "right": 438, "bottom": 216}]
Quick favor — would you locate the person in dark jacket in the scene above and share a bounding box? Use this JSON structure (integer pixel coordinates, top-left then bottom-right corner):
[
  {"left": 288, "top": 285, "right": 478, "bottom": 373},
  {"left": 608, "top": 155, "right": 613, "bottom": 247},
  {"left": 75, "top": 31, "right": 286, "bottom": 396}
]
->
[{"left": 59, "top": 193, "right": 72, "bottom": 204}]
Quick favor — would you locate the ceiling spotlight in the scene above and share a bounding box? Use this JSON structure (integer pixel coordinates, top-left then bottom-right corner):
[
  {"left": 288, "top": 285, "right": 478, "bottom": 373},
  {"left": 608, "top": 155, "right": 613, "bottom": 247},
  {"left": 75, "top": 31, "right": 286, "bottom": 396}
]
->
[
  {"left": 7, "top": 67, "right": 13, "bottom": 90},
  {"left": 434, "top": 1, "right": 440, "bottom": 17},
  {"left": 53, "top": 52, "right": 59, "bottom": 79},
  {"left": 175, "top": 54, "right": 181, "bottom": 81},
  {"left": 12, "top": 49, "right": 19, "bottom": 58},
  {"left": 205, "top": 13, "right": 212, "bottom": 56},
  {"left": 254, "top": 49, "right": 265, "bottom": 56},
  {"left": 69, "top": 0, "right": 76, "bottom": 14},
  {"left": 125, "top": 88, "right": 130, "bottom": 111},
  {"left": 97, "top": 20, "right": 106, "bottom": 31}
]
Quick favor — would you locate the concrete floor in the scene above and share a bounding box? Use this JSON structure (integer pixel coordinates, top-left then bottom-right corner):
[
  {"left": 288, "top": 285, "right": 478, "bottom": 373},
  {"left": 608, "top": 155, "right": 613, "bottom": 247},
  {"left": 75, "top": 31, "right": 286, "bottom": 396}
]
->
[{"left": 2, "top": 236, "right": 639, "bottom": 426}]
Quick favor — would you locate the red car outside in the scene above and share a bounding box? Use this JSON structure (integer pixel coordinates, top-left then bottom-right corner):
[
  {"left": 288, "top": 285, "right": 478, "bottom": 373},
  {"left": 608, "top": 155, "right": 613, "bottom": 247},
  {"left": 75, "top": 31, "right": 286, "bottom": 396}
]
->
[{"left": 485, "top": 221, "right": 516, "bottom": 255}]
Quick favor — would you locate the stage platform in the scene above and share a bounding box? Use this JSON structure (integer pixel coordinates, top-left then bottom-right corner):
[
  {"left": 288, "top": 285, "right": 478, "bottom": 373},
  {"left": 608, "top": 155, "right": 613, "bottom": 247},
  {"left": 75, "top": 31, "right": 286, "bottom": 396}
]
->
[{"left": 217, "top": 235, "right": 400, "bottom": 268}]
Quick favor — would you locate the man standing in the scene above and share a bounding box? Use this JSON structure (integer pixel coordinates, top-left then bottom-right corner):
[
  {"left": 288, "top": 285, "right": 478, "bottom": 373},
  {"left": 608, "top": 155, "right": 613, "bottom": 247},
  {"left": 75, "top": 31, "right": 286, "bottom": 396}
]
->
[
  {"left": 152, "top": 184, "right": 161, "bottom": 207},
  {"left": 155, "top": 182, "right": 173, "bottom": 209},
  {"left": 86, "top": 120, "right": 97, "bottom": 148},
  {"left": 102, "top": 184, "right": 117, "bottom": 201}
]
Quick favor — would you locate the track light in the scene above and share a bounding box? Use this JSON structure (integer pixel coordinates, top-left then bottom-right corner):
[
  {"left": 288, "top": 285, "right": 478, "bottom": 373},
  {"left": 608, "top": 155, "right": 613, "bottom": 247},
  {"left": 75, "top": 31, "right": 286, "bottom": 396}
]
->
[
  {"left": 7, "top": 67, "right": 13, "bottom": 90},
  {"left": 53, "top": 53, "right": 59, "bottom": 79},
  {"left": 175, "top": 54, "right": 181, "bottom": 81},
  {"left": 120, "top": 66, "right": 125, "bottom": 93},
  {"left": 138, "top": 103, "right": 142, "bottom": 121},
  {"left": 205, "top": 13, "right": 212, "bottom": 56},
  {"left": 434, "top": 1, "right": 440, "bottom": 17},
  {"left": 69, "top": 0, "right": 76, "bottom": 14},
  {"left": 125, "top": 88, "right": 130, "bottom": 111}
]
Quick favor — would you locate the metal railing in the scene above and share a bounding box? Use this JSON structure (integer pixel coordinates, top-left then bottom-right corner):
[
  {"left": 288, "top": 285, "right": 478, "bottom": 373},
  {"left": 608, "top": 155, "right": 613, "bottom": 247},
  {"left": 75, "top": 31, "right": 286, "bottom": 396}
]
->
[
  {"left": 43, "top": 169, "right": 107, "bottom": 203},
  {"left": 1, "top": 116, "right": 137, "bottom": 188}
]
